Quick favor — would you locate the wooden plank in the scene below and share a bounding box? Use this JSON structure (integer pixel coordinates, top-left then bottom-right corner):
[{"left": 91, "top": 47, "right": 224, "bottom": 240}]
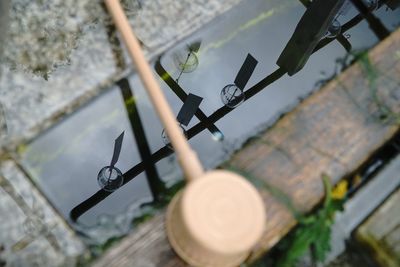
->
[
  {"left": 325, "top": 155, "right": 400, "bottom": 262},
  {"left": 93, "top": 29, "right": 400, "bottom": 267},
  {"left": 355, "top": 189, "right": 400, "bottom": 267}
]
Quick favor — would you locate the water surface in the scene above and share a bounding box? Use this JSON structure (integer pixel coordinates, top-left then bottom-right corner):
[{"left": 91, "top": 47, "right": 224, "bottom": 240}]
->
[{"left": 19, "top": 0, "right": 400, "bottom": 244}]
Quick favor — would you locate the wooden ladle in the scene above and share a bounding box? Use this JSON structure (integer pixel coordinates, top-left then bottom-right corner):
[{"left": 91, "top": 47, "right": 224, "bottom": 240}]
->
[{"left": 104, "top": 1, "right": 266, "bottom": 266}]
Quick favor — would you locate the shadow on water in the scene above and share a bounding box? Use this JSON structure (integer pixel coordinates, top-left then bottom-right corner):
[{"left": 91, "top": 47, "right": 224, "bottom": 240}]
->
[{"left": 18, "top": 0, "right": 400, "bottom": 244}]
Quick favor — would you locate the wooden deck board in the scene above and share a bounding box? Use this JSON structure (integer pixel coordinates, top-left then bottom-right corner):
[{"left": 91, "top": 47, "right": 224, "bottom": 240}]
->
[
  {"left": 93, "top": 29, "right": 400, "bottom": 267},
  {"left": 355, "top": 189, "right": 400, "bottom": 267}
]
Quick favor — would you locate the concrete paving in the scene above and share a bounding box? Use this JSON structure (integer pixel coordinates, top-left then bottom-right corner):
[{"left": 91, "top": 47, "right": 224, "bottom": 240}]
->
[{"left": 0, "top": 160, "right": 86, "bottom": 266}]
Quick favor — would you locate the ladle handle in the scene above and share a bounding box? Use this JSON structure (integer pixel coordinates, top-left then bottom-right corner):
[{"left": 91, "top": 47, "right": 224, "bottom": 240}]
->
[{"left": 104, "top": 0, "right": 204, "bottom": 182}]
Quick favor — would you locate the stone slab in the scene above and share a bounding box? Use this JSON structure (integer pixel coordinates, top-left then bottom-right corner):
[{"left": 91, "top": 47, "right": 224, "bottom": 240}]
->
[{"left": 0, "top": 159, "right": 86, "bottom": 267}]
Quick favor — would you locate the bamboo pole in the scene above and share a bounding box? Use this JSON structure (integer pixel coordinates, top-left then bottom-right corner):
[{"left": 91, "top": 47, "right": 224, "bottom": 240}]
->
[{"left": 104, "top": 0, "right": 204, "bottom": 182}]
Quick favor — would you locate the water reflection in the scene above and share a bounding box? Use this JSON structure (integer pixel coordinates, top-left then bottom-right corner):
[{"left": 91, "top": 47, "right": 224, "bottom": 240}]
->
[
  {"left": 220, "top": 53, "right": 258, "bottom": 108},
  {"left": 349, "top": 0, "right": 390, "bottom": 39},
  {"left": 278, "top": 0, "right": 392, "bottom": 76},
  {"left": 97, "top": 166, "right": 124, "bottom": 192},
  {"left": 68, "top": 56, "right": 314, "bottom": 221},
  {"left": 154, "top": 58, "right": 224, "bottom": 140},
  {"left": 162, "top": 93, "right": 203, "bottom": 148},
  {"left": 17, "top": 0, "right": 400, "bottom": 242},
  {"left": 173, "top": 41, "right": 202, "bottom": 83},
  {"left": 277, "top": 0, "right": 349, "bottom": 75},
  {"left": 96, "top": 131, "right": 125, "bottom": 192}
]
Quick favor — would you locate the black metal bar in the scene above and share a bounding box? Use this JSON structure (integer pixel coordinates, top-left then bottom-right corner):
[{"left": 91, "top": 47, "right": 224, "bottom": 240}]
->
[
  {"left": 349, "top": 0, "right": 390, "bottom": 40},
  {"left": 69, "top": 68, "right": 286, "bottom": 221},
  {"left": 299, "top": 0, "right": 352, "bottom": 52},
  {"left": 69, "top": 11, "right": 371, "bottom": 221},
  {"left": 176, "top": 93, "right": 203, "bottom": 126},
  {"left": 314, "top": 14, "right": 363, "bottom": 52},
  {"left": 70, "top": 190, "right": 110, "bottom": 221},
  {"left": 117, "top": 78, "right": 166, "bottom": 200},
  {"left": 277, "top": 0, "right": 346, "bottom": 75},
  {"left": 234, "top": 53, "right": 258, "bottom": 90},
  {"left": 154, "top": 58, "right": 224, "bottom": 139},
  {"left": 336, "top": 35, "right": 352, "bottom": 52},
  {"left": 386, "top": 0, "right": 400, "bottom": 10},
  {"left": 110, "top": 131, "right": 124, "bottom": 168}
]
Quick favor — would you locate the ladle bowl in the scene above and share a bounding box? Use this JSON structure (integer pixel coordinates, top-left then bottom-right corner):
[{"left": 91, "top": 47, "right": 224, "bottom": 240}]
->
[{"left": 166, "top": 170, "right": 266, "bottom": 267}]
